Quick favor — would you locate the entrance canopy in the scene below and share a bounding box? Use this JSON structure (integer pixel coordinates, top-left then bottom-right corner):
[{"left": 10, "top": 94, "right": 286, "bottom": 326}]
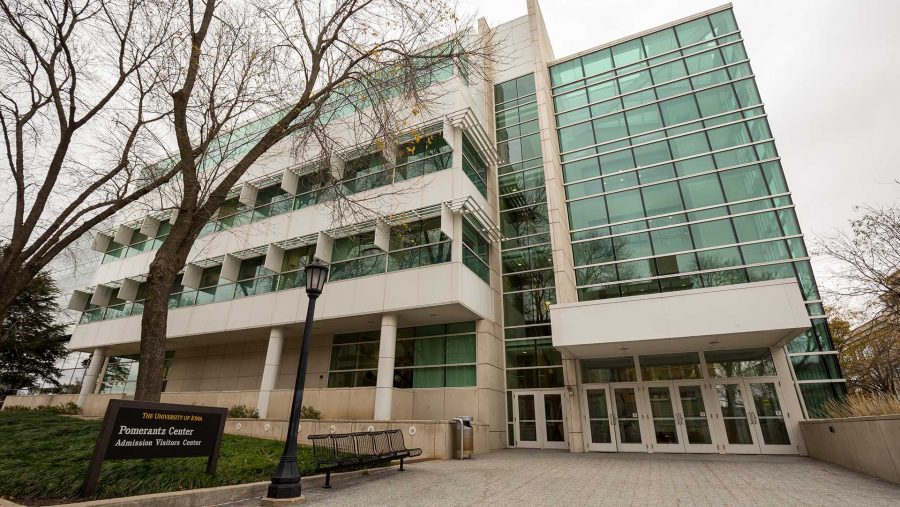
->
[{"left": 549, "top": 279, "right": 811, "bottom": 358}]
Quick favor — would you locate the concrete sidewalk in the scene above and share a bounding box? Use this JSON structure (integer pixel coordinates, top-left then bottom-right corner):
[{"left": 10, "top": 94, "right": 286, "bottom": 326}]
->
[{"left": 219, "top": 449, "right": 900, "bottom": 506}]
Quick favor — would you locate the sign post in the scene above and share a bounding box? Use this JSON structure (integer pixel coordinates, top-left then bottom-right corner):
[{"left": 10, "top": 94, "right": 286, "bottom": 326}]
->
[{"left": 80, "top": 400, "right": 228, "bottom": 497}]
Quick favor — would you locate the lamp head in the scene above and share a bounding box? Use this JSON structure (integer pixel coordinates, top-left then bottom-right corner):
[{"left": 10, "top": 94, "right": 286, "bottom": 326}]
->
[{"left": 305, "top": 259, "right": 329, "bottom": 297}]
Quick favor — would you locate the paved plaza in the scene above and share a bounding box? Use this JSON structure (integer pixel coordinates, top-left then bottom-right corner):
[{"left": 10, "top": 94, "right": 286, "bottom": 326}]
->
[{"left": 223, "top": 449, "right": 900, "bottom": 506}]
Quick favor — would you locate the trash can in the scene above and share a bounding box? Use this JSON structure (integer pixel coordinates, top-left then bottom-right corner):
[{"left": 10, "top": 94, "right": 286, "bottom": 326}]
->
[{"left": 451, "top": 416, "right": 474, "bottom": 459}]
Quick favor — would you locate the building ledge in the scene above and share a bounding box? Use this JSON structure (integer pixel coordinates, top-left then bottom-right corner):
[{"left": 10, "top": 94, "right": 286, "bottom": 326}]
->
[{"left": 549, "top": 279, "right": 811, "bottom": 357}]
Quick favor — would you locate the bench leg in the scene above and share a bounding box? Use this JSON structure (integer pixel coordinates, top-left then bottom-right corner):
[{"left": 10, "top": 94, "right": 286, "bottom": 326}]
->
[
  {"left": 324, "top": 471, "right": 332, "bottom": 489},
  {"left": 399, "top": 457, "right": 405, "bottom": 471}
]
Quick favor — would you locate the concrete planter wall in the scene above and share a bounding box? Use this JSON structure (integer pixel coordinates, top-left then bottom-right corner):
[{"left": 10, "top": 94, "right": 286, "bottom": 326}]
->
[
  {"left": 224, "top": 418, "right": 490, "bottom": 459},
  {"left": 800, "top": 415, "right": 900, "bottom": 484}
]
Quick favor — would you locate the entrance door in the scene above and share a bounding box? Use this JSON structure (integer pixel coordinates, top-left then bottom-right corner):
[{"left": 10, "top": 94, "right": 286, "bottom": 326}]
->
[
  {"left": 674, "top": 383, "right": 716, "bottom": 453},
  {"left": 582, "top": 385, "right": 616, "bottom": 451},
  {"left": 611, "top": 385, "right": 645, "bottom": 452},
  {"left": 713, "top": 379, "right": 795, "bottom": 454},
  {"left": 747, "top": 381, "right": 795, "bottom": 454},
  {"left": 512, "top": 391, "right": 568, "bottom": 449},
  {"left": 512, "top": 392, "right": 540, "bottom": 449},
  {"left": 645, "top": 384, "right": 683, "bottom": 452}
]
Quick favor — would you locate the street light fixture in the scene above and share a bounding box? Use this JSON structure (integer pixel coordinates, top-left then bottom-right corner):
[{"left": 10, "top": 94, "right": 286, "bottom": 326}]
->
[{"left": 265, "top": 259, "right": 329, "bottom": 502}]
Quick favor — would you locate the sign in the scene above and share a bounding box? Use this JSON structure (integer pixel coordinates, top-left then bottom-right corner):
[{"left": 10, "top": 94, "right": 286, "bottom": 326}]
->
[{"left": 81, "top": 400, "right": 227, "bottom": 497}]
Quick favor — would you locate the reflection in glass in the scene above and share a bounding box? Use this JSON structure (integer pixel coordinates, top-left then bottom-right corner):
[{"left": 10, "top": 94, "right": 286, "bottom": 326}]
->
[
  {"left": 614, "top": 388, "right": 642, "bottom": 444},
  {"left": 716, "top": 383, "right": 753, "bottom": 445},
  {"left": 751, "top": 383, "right": 790, "bottom": 445},
  {"left": 586, "top": 389, "right": 612, "bottom": 444},
  {"left": 517, "top": 395, "right": 538, "bottom": 442},
  {"left": 648, "top": 387, "right": 679, "bottom": 444},
  {"left": 679, "top": 385, "right": 712, "bottom": 444},
  {"left": 544, "top": 394, "right": 566, "bottom": 443}
]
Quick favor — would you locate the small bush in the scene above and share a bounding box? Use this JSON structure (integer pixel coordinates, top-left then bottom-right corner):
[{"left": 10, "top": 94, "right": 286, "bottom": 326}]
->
[
  {"left": 1, "top": 402, "right": 81, "bottom": 415},
  {"left": 300, "top": 405, "right": 322, "bottom": 420},
  {"left": 228, "top": 404, "right": 259, "bottom": 419},
  {"left": 823, "top": 392, "right": 900, "bottom": 418}
]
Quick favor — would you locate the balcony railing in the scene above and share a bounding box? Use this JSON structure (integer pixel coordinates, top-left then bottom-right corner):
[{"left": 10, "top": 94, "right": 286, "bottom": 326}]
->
[
  {"left": 79, "top": 241, "right": 452, "bottom": 325},
  {"left": 101, "top": 150, "right": 452, "bottom": 263}
]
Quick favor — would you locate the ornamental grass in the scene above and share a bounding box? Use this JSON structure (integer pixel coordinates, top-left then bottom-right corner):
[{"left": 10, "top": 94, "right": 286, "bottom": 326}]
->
[{"left": 822, "top": 392, "right": 900, "bottom": 418}]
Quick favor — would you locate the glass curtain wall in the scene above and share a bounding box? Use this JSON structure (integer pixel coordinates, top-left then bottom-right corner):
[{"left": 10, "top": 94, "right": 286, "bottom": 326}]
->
[
  {"left": 548, "top": 7, "right": 844, "bottom": 416},
  {"left": 496, "top": 73, "right": 564, "bottom": 445}
]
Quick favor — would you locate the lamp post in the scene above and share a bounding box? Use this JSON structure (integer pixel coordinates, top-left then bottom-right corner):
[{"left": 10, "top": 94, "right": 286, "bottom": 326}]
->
[{"left": 265, "top": 259, "right": 329, "bottom": 502}]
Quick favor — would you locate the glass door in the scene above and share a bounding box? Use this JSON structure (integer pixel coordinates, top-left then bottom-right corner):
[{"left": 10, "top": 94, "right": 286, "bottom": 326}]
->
[
  {"left": 675, "top": 383, "right": 715, "bottom": 453},
  {"left": 645, "top": 384, "right": 683, "bottom": 452},
  {"left": 513, "top": 391, "right": 568, "bottom": 449},
  {"left": 748, "top": 382, "right": 795, "bottom": 454},
  {"left": 513, "top": 392, "right": 540, "bottom": 449},
  {"left": 542, "top": 392, "right": 569, "bottom": 449},
  {"left": 612, "top": 385, "right": 645, "bottom": 452},
  {"left": 713, "top": 381, "right": 759, "bottom": 454},
  {"left": 582, "top": 385, "right": 616, "bottom": 452}
]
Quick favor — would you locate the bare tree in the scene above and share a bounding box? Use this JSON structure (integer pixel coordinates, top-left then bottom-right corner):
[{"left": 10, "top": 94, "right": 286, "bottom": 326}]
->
[
  {"left": 133, "top": 0, "right": 493, "bottom": 400},
  {"left": 0, "top": 0, "right": 183, "bottom": 322},
  {"left": 816, "top": 194, "right": 900, "bottom": 334},
  {"left": 828, "top": 307, "right": 899, "bottom": 395}
]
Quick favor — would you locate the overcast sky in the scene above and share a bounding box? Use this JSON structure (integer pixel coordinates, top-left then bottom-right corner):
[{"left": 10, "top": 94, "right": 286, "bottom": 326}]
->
[{"left": 461, "top": 0, "right": 900, "bottom": 290}]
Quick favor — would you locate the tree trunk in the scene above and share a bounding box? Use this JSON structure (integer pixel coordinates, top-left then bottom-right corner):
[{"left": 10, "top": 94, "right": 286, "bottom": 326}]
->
[{"left": 133, "top": 215, "right": 198, "bottom": 402}]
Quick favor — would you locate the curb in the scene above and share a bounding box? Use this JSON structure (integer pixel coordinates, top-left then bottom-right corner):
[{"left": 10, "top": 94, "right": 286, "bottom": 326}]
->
[{"left": 2, "top": 458, "right": 433, "bottom": 507}]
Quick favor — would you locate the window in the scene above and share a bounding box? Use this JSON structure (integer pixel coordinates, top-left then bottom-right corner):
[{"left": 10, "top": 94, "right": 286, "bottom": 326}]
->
[
  {"left": 277, "top": 245, "right": 315, "bottom": 290},
  {"left": 395, "top": 132, "right": 451, "bottom": 181},
  {"left": 100, "top": 353, "right": 174, "bottom": 394},
  {"left": 705, "top": 348, "right": 776, "bottom": 377},
  {"left": 330, "top": 232, "right": 386, "bottom": 281},
  {"left": 462, "top": 217, "right": 490, "bottom": 283},
  {"left": 387, "top": 217, "right": 450, "bottom": 272},
  {"left": 328, "top": 332, "right": 380, "bottom": 388},
  {"left": 639, "top": 352, "right": 702, "bottom": 380},
  {"left": 393, "top": 322, "right": 477, "bottom": 388},
  {"left": 342, "top": 153, "right": 389, "bottom": 193},
  {"left": 461, "top": 134, "right": 488, "bottom": 196},
  {"left": 581, "top": 357, "right": 637, "bottom": 382}
]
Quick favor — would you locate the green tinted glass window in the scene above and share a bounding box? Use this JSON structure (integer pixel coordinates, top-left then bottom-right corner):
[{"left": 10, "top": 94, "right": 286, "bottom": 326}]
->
[
  {"left": 642, "top": 181, "right": 684, "bottom": 216},
  {"left": 612, "top": 39, "right": 645, "bottom": 67},
  {"left": 719, "top": 165, "right": 768, "bottom": 201},
  {"left": 593, "top": 113, "right": 628, "bottom": 143},
  {"left": 626, "top": 105, "right": 663, "bottom": 135},
  {"left": 710, "top": 10, "right": 738, "bottom": 35},
  {"left": 732, "top": 79, "right": 761, "bottom": 108},
  {"left": 598, "top": 149, "right": 636, "bottom": 175},
  {"left": 551, "top": 58, "right": 584, "bottom": 86},
  {"left": 569, "top": 196, "right": 608, "bottom": 229},
  {"left": 691, "top": 219, "right": 735, "bottom": 248},
  {"left": 660, "top": 95, "right": 701, "bottom": 125},
  {"left": 614, "top": 232, "right": 653, "bottom": 260},
  {"left": 695, "top": 84, "right": 740, "bottom": 117},
  {"left": 680, "top": 174, "right": 724, "bottom": 208},
  {"left": 675, "top": 17, "right": 714, "bottom": 46},
  {"left": 606, "top": 189, "right": 645, "bottom": 223},
  {"left": 733, "top": 212, "right": 782, "bottom": 242},
  {"left": 643, "top": 28, "right": 679, "bottom": 58},
  {"left": 582, "top": 48, "right": 613, "bottom": 76},
  {"left": 650, "top": 226, "right": 693, "bottom": 255}
]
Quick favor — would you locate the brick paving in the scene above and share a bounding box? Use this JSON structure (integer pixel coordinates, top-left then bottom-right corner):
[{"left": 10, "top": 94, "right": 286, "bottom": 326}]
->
[{"left": 221, "top": 449, "right": 900, "bottom": 506}]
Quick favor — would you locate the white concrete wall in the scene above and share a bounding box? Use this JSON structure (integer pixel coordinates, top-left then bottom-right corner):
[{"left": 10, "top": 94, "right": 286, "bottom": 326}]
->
[
  {"left": 550, "top": 279, "right": 812, "bottom": 357},
  {"left": 800, "top": 416, "right": 900, "bottom": 484},
  {"left": 91, "top": 166, "right": 488, "bottom": 287},
  {"left": 71, "top": 262, "right": 492, "bottom": 350}
]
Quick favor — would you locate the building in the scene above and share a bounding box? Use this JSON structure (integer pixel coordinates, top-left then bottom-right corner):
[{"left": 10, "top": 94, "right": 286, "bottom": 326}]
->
[{"left": 4, "top": 1, "right": 846, "bottom": 455}]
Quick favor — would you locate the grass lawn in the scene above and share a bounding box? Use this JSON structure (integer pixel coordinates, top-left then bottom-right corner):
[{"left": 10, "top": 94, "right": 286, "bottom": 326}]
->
[{"left": 0, "top": 410, "right": 316, "bottom": 504}]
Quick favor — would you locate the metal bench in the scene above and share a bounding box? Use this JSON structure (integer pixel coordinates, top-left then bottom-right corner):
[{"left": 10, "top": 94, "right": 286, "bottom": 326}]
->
[{"left": 309, "top": 429, "right": 423, "bottom": 488}]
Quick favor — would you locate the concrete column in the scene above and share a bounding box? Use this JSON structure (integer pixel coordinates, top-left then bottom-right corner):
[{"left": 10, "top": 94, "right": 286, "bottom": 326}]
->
[
  {"left": 256, "top": 328, "right": 285, "bottom": 418},
  {"left": 77, "top": 348, "right": 106, "bottom": 408},
  {"left": 93, "top": 356, "right": 109, "bottom": 394},
  {"left": 374, "top": 313, "right": 398, "bottom": 420}
]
